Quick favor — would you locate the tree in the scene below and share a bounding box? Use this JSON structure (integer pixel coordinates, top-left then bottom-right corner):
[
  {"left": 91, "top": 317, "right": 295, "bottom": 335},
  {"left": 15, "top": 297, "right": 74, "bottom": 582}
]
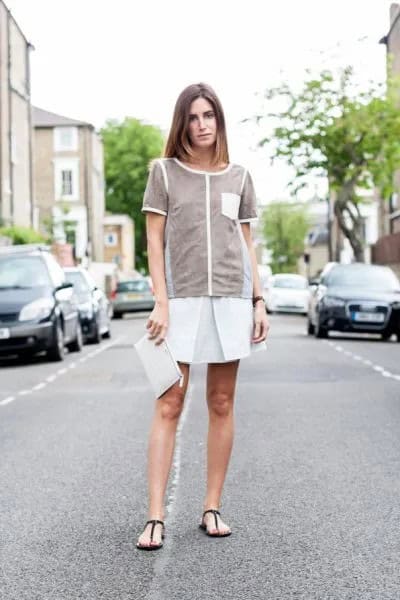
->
[
  {"left": 101, "top": 118, "right": 165, "bottom": 271},
  {"left": 262, "top": 202, "right": 310, "bottom": 273},
  {"left": 253, "top": 67, "right": 400, "bottom": 261},
  {"left": 0, "top": 225, "right": 47, "bottom": 245}
]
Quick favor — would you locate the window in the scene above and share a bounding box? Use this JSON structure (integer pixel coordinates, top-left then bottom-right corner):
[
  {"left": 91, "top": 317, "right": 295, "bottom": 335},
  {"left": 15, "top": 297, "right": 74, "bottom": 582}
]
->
[
  {"left": 54, "top": 159, "right": 79, "bottom": 201},
  {"left": 61, "top": 170, "right": 73, "bottom": 196},
  {"left": 44, "top": 254, "right": 65, "bottom": 288},
  {"left": 117, "top": 280, "right": 150, "bottom": 293},
  {"left": 104, "top": 232, "right": 118, "bottom": 247},
  {"left": 0, "top": 256, "right": 51, "bottom": 288},
  {"left": 54, "top": 127, "right": 78, "bottom": 152},
  {"left": 65, "top": 271, "right": 89, "bottom": 293}
]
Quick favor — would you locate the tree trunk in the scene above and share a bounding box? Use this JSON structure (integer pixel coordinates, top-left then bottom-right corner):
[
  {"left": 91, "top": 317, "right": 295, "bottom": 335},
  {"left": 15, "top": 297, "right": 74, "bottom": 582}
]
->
[{"left": 334, "top": 182, "right": 365, "bottom": 262}]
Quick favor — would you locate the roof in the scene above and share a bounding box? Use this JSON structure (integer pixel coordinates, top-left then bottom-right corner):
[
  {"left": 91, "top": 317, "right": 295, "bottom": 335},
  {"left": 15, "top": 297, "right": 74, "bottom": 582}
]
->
[{"left": 32, "top": 106, "right": 92, "bottom": 128}]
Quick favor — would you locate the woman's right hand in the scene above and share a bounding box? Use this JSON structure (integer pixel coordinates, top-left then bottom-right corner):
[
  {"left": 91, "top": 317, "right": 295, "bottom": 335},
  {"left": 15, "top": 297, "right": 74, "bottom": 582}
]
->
[{"left": 146, "top": 300, "right": 169, "bottom": 345}]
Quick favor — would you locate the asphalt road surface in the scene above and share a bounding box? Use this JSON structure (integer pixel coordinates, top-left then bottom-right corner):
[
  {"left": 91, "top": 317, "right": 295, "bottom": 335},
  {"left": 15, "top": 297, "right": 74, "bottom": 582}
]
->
[{"left": 1, "top": 312, "right": 399, "bottom": 600}]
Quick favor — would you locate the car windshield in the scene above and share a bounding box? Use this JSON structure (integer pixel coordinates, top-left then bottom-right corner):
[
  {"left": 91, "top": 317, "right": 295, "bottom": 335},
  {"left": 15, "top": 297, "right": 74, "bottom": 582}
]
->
[
  {"left": 0, "top": 255, "right": 51, "bottom": 288},
  {"left": 272, "top": 277, "right": 308, "bottom": 289},
  {"left": 117, "top": 280, "right": 150, "bottom": 292},
  {"left": 65, "top": 271, "right": 90, "bottom": 293},
  {"left": 326, "top": 265, "right": 400, "bottom": 290}
]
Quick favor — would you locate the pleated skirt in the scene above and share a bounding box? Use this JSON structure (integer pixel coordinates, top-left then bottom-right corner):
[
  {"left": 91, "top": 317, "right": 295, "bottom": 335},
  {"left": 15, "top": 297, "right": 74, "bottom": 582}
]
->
[{"left": 165, "top": 296, "right": 267, "bottom": 364}]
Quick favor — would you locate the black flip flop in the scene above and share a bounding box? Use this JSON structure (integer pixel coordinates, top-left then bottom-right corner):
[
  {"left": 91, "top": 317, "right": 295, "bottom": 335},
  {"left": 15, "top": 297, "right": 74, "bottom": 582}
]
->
[
  {"left": 199, "top": 509, "right": 232, "bottom": 537},
  {"left": 136, "top": 519, "right": 165, "bottom": 550}
]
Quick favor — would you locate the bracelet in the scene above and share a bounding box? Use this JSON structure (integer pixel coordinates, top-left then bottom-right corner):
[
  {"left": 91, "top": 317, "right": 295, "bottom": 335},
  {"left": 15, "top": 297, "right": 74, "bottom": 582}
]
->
[{"left": 252, "top": 295, "right": 265, "bottom": 307}]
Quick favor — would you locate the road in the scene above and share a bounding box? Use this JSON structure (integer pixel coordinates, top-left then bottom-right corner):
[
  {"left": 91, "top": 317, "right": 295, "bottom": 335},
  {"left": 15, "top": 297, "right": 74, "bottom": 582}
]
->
[{"left": 1, "top": 312, "right": 399, "bottom": 600}]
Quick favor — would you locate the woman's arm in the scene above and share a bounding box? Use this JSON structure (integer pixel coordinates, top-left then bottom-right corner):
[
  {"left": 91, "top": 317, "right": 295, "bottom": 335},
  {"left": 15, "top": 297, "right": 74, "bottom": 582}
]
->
[
  {"left": 240, "top": 223, "right": 270, "bottom": 342},
  {"left": 145, "top": 212, "right": 169, "bottom": 344}
]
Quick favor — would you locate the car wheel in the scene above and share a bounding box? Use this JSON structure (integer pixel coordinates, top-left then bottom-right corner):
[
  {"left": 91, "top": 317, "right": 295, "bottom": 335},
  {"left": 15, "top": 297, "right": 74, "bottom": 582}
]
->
[
  {"left": 103, "top": 322, "right": 111, "bottom": 339},
  {"left": 381, "top": 331, "right": 393, "bottom": 341},
  {"left": 307, "top": 318, "right": 315, "bottom": 335},
  {"left": 314, "top": 315, "right": 328, "bottom": 338},
  {"left": 397, "top": 332, "right": 400, "bottom": 343},
  {"left": 113, "top": 312, "right": 123, "bottom": 319},
  {"left": 47, "top": 319, "right": 65, "bottom": 361},
  {"left": 90, "top": 319, "right": 102, "bottom": 344},
  {"left": 67, "top": 321, "right": 83, "bottom": 352}
]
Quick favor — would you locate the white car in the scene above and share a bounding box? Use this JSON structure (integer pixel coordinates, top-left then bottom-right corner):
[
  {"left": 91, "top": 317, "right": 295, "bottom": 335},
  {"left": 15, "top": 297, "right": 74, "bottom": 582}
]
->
[{"left": 264, "top": 273, "right": 310, "bottom": 315}]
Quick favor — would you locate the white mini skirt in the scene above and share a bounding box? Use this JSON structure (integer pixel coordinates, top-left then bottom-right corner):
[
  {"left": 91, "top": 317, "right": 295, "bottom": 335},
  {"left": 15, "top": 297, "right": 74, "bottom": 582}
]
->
[{"left": 165, "top": 296, "right": 266, "bottom": 364}]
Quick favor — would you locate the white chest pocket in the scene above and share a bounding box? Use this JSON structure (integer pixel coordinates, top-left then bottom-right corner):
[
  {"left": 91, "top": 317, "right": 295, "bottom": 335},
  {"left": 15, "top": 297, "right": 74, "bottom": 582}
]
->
[{"left": 221, "top": 193, "right": 240, "bottom": 220}]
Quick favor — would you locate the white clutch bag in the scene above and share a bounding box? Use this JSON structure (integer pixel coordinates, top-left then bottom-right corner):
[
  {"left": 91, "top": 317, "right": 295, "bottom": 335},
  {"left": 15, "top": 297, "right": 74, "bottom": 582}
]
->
[{"left": 134, "top": 333, "right": 184, "bottom": 399}]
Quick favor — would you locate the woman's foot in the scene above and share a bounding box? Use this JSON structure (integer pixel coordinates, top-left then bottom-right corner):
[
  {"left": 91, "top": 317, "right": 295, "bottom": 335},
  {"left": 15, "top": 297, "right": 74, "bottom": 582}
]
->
[
  {"left": 136, "top": 519, "right": 165, "bottom": 550},
  {"left": 199, "top": 509, "right": 232, "bottom": 537}
]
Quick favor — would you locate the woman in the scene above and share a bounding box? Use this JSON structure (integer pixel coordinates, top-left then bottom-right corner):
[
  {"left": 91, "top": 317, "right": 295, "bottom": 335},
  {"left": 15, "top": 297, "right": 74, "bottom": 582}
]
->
[{"left": 137, "top": 82, "right": 270, "bottom": 550}]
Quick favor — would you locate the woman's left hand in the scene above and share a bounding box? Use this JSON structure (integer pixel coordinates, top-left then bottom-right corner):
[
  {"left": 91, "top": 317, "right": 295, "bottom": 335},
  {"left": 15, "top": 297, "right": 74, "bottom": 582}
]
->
[{"left": 252, "top": 302, "right": 270, "bottom": 343}]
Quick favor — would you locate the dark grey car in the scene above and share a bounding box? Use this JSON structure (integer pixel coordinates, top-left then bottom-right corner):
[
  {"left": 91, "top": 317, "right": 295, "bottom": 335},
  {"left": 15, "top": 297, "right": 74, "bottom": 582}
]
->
[
  {"left": 307, "top": 263, "right": 400, "bottom": 341},
  {"left": 0, "top": 245, "right": 83, "bottom": 360},
  {"left": 111, "top": 279, "right": 154, "bottom": 318},
  {"left": 64, "top": 267, "right": 111, "bottom": 343}
]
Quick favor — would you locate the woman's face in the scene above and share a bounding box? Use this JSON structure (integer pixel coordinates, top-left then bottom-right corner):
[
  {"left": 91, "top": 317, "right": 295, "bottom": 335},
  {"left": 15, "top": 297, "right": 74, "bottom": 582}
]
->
[{"left": 187, "top": 97, "right": 217, "bottom": 150}]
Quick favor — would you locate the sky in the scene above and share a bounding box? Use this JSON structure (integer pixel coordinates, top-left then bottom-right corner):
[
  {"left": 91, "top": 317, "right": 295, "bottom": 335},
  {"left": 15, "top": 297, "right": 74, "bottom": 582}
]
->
[{"left": 6, "top": 0, "right": 396, "bottom": 202}]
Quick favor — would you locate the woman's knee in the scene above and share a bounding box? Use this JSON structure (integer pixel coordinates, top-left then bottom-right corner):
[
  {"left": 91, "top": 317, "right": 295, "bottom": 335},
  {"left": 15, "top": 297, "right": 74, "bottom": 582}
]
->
[
  {"left": 158, "top": 389, "right": 185, "bottom": 421},
  {"left": 208, "top": 390, "right": 233, "bottom": 418}
]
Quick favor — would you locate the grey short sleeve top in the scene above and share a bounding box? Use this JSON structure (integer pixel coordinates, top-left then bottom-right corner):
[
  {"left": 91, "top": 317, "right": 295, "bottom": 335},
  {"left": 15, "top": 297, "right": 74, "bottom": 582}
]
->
[{"left": 141, "top": 158, "right": 258, "bottom": 299}]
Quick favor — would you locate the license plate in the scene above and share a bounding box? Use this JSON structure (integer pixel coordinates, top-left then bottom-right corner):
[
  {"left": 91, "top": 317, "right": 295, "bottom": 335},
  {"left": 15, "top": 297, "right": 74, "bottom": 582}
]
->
[
  {"left": 127, "top": 293, "right": 142, "bottom": 299},
  {"left": 0, "top": 328, "right": 10, "bottom": 339},
  {"left": 352, "top": 312, "right": 385, "bottom": 323}
]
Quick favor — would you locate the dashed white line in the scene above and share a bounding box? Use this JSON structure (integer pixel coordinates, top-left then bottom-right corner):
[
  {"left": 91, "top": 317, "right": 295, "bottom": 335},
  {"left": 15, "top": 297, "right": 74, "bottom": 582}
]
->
[
  {"left": 0, "top": 335, "right": 125, "bottom": 408},
  {"left": 325, "top": 340, "right": 400, "bottom": 383},
  {"left": 0, "top": 396, "right": 15, "bottom": 406},
  {"left": 32, "top": 382, "right": 46, "bottom": 391},
  {"left": 165, "top": 382, "right": 193, "bottom": 518}
]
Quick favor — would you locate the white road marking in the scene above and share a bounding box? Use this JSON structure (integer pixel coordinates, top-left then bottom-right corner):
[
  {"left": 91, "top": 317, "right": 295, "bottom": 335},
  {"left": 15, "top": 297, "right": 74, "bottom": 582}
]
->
[
  {"left": 165, "top": 382, "right": 194, "bottom": 519},
  {"left": 0, "top": 396, "right": 15, "bottom": 406},
  {"left": 324, "top": 340, "right": 400, "bottom": 383},
  {"left": 33, "top": 382, "right": 46, "bottom": 391},
  {"left": 0, "top": 335, "right": 125, "bottom": 408}
]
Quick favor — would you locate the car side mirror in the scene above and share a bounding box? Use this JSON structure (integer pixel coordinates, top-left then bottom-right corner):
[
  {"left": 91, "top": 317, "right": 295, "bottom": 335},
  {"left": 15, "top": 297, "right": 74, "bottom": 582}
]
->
[
  {"left": 309, "top": 278, "right": 321, "bottom": 286},
  {"left": 55, "top": 281, "right": 73, "bottom": 292}
]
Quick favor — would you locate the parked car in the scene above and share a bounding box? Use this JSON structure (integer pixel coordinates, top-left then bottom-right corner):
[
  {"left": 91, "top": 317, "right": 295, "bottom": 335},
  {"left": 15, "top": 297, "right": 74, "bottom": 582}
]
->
[
  {"left": 64, "top": 266, "right": 111, "bottom": 343},
  {"left": 0, "top": 244, "right": 82, "bottom": 361},
  {"left": 264, "top": 273, "right": 310, "bottom": 315},
  {"left": 111, "top": 279, "right": 155, "bottom": 318},
  {"left": 307, "top": 262, "right": 400, "bottom": 340}
]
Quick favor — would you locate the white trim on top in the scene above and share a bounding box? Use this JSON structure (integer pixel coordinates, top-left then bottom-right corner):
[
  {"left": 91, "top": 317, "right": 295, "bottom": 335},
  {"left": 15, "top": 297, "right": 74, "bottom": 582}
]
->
[
  {"left": 239, "top": 217, "right": 258, "bottom": 223},
  {"left": 240, "top": 169, "right": 248, "bottom": 194},
  {"left": 173, "top": 157, "right": 233, "bottom": 176},
  {"left": 205, "top": 174, "right": 213, "bottom": 295},
  {"left": 157, "top": 159, "right": 169, "bottom": 193},
  {"left": 142, "top": 207, "right": 167, "bottom": 216}
]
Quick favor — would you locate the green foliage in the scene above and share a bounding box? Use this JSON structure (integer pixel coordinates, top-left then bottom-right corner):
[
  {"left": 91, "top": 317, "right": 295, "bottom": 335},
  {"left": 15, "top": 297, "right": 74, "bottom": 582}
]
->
[
  {"left": 254, "top": 67, "right": 400, "bottom": 261},
  {"left": 101, "top": 117, "right": 165, "bottom": 271},
  {"left": 0, "top": 225, "right": 47, "bottom": 245},
  {"left": 261, "top": 202, "right": 310, "bottom": 273}
]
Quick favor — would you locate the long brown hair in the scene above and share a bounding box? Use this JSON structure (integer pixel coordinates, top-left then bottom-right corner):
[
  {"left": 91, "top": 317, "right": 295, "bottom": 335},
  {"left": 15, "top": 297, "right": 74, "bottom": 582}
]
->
[{"left": 164, "top": 83, "right": 229, "bottom": 166}]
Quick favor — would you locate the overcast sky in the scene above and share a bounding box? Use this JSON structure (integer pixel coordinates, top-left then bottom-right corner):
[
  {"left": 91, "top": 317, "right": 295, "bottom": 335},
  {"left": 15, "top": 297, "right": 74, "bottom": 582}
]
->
[{"left": 6, "top": 0, "right": 395, "bottom": 201}]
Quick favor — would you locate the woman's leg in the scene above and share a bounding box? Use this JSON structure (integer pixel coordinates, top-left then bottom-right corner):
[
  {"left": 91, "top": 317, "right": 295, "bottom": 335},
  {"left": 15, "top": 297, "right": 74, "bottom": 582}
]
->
[
  {"left": 202, "top": 359, "right": 240, "bottom": 534},
  {"left": 137, "top": 361, "right": 190, "bottom": 547}
]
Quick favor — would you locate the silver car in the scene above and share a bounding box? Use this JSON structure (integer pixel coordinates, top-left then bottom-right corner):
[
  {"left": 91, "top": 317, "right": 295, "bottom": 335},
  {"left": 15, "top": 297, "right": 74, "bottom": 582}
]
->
[{"left": 111, "top": 279, "right": 154, "bottom": 318}]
